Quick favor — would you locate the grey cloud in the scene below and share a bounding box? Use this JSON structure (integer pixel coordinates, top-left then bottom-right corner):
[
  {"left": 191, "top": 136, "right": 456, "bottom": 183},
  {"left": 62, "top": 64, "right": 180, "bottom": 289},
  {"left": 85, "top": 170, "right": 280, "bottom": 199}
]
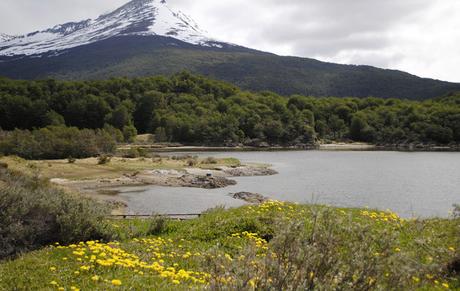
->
[
  {"left": 0, "top": 0, "right": 127, "bottom": 34},
  {"left": 168, "top": 0, "right": 435, "bottom": 69},
  {"left": 247, "top": 0, "right": 432, "bottom": 56}
]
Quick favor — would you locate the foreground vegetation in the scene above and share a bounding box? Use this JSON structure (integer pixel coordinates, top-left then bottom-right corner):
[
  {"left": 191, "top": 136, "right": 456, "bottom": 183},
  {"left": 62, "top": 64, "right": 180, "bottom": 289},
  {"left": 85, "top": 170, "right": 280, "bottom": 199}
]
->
[
  {"left": 1, "top": 73, "right": 460, "bottom": 148},
  {"left": 0, "top": 167, "right": 112, "bottom": 260},
  {"left": 0, "top": 167, "right": 459, "bottom": 290}
]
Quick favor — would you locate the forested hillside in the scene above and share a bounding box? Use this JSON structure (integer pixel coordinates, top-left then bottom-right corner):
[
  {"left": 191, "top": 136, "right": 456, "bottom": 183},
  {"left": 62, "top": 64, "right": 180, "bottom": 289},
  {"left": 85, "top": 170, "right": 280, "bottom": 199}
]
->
[
  {"left": 1, "top": 36, "right": 460, "bottom": 100},
  {"left": 1, "top": 72, "right": 460, "bottom": 147}
]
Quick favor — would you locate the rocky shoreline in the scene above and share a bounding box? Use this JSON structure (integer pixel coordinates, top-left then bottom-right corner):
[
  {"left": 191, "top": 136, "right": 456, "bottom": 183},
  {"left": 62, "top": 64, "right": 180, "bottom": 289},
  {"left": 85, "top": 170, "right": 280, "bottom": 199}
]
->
[{"left": 51, "top": 164, "right": 277, "bottom": 195}]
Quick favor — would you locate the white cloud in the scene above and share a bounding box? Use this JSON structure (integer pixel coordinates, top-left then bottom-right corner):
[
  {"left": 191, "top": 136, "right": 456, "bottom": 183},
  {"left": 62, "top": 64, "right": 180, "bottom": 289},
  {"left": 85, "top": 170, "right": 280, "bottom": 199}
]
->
[{"left": 0, "top": 0, "right": 459, "bottom": 82}]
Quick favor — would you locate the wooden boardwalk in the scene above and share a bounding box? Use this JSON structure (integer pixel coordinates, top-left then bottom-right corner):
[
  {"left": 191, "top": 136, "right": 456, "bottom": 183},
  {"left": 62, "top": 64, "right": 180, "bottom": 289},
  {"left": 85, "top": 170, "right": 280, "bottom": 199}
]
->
[{"left": 109, "top": 214, "right": 202, "bottom": 220}]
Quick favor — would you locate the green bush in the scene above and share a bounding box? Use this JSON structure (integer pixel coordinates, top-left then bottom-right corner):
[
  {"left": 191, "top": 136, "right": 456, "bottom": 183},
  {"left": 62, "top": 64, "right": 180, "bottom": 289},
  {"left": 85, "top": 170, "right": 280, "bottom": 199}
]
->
[
  {"left": 0, "top": 126, "right": 118, "bottom": 160},
  {"left": 122, "top": 125, "right": 138, "bottom": 143},
  {"left": 0, "top": 168, "right": 112, "bottom": 259},
  {"left": 146, "top": 215, "right": 168, "bottom": 236},
  {"left": 123, "top": 148, "right": 140, "bottom": 158}
]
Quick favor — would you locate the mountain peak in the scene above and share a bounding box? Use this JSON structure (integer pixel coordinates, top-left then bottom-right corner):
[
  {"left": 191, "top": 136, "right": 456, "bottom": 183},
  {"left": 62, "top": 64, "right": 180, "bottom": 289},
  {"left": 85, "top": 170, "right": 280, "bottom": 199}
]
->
[{"left": 0, "top": 0, "right": 217, "bottom": 56}]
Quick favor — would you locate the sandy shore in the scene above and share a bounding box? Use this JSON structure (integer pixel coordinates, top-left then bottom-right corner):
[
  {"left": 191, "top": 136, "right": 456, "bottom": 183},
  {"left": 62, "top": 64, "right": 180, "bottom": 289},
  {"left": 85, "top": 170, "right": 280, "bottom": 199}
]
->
[{"left": 319, "top": 143, "right": 376, "bottom": 150}]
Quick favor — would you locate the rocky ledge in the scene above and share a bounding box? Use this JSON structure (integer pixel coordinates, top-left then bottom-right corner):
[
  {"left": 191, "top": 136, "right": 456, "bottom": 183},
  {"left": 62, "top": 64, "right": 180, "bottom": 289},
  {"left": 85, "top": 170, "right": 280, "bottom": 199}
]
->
[{"left": 221, "top": 166, "right": 278, "bottom": 177}]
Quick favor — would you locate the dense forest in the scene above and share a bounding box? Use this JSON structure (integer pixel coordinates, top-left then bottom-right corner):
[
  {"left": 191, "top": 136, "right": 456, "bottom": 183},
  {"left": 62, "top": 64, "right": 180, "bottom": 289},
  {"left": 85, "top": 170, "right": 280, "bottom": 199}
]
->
[{"left": 1, "top": 72, "right": 460, "bottom": 150}]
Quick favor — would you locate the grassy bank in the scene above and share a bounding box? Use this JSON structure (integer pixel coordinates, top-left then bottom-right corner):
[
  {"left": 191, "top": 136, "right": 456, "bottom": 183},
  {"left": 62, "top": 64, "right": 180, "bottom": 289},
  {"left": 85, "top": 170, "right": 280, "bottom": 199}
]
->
[
  {"left": 0, "top": 155, "right": 241, "bottom": 181},
  {"left": 1, "top": 201, "right": 458, "bottom": 290}
]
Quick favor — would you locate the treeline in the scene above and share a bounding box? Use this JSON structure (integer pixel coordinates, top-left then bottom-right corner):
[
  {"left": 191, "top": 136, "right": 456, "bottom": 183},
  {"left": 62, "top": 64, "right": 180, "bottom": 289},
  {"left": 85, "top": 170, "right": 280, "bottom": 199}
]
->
[
  {"left": 1, "top": 72, "right": 460, "bottom": 146},
  {"left": 0, "top": 126, "right": 122, "bottom": 159}
]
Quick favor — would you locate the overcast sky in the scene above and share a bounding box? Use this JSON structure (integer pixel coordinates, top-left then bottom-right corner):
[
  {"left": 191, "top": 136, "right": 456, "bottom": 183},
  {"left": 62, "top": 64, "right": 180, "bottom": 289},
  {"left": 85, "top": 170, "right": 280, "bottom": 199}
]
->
[{"left": 0, "top": 0, "right": 459, "bottom": 82}]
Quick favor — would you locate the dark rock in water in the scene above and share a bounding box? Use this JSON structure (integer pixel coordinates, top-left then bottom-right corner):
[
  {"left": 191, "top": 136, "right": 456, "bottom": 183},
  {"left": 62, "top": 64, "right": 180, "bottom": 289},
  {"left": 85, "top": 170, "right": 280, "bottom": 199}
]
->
[
  {"left": 179, "top": 175, "right": 236, "bottom": 189},
  {"left": 223, "top": 167, "right": 278, "bottom": 177},
  {"left": 202, "top": 176, "right": 237, "bottom": 189},
  {"left": 231, "top": 192, "right": 268, "bottom": 203}
]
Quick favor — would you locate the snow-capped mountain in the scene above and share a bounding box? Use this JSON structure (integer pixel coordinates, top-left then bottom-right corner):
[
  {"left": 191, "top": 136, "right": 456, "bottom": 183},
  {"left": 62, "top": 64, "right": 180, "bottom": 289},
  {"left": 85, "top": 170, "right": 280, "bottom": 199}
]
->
[
  {"left": 1, "top": 0, "right": 459, "bottom": 100},
  {"left": 0, "top": 0, "right": 221, "bottom": 56}
]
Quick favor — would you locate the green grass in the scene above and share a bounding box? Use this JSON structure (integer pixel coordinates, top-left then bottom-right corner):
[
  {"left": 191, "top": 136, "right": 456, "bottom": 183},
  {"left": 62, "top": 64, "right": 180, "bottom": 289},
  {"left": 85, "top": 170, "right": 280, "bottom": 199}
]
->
[
  {"left": 0, "top": 155, "right": 242, "bottom": 181},
  {"left": 0, "top": 202, "right": 459, "bottom": 290}
]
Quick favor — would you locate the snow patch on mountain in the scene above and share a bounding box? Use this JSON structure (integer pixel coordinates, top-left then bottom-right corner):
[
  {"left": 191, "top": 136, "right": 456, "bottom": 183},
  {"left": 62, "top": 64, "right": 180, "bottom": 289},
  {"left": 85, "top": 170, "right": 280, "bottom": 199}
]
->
[
  {"left": 0, "top": 33, "right": 16, "bottom": 42},
  {"left": 0, "top": 0, "right": 224, "bottom": 57}
]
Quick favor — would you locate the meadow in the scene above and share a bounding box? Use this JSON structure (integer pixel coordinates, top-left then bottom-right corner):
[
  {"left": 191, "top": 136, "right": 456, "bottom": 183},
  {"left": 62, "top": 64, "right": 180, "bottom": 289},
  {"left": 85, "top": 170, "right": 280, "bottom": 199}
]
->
[{"left": 1, "top": 199, "right": 458, "bottom": 290}]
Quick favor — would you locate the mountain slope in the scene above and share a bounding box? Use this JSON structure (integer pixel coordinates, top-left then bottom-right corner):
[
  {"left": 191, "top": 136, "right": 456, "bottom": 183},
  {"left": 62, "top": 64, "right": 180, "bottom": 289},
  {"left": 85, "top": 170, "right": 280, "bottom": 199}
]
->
[
  {"left": 0, "top": 0, "right": 224, "bottom": 56},
  {"left": 1, "top": 0, "right": 459, "bottom": 100}
]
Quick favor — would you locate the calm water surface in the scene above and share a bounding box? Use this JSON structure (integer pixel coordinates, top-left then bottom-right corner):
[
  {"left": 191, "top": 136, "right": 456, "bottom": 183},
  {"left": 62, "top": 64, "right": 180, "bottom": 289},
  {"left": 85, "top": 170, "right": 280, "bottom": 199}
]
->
[{"left": 117, "top": 151, "right": 460, "bottom": 218}]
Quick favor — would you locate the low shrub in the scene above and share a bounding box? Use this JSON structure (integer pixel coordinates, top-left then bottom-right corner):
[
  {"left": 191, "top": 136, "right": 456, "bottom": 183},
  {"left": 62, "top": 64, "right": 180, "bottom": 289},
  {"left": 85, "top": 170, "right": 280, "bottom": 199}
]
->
[
  {"left": 187, "top": 158, "right": 198, "bottom": 167},
  {"left": 123, "top": 148, "right": 140, "bottom": 158},
  {"left": 97, "top": 155, "right": 112, "bottom": 165},
  {"left": 146, "top": 215, "right": 168, "bottom": 236},
  {"left": 203, "top": 157, "right": 218, "bottom": 164},
  {"left": 205, "top": 207, "right": 445, "bottom": 290},
  {"left": 0, "top": 168, "right": 112, "bottom": 259}
]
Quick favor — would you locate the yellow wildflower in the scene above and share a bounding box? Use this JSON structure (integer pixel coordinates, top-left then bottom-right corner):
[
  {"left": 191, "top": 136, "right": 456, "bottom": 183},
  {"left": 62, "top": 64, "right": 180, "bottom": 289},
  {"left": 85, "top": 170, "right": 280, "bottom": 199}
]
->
[
  {"left": 91, "top": 275, "right": 100, "bottom": 281},
  {"left": 172, "top": 280, "right": 180, "bottom": 285},
  {"left": 112, "top": 279, "right": 122, "bottom": 286},
  {"left": 442, "top": 283, "right": 449, "bottom": 289},
  {"left": 49, "top": 267, "right": 56, "bottom": 271}
]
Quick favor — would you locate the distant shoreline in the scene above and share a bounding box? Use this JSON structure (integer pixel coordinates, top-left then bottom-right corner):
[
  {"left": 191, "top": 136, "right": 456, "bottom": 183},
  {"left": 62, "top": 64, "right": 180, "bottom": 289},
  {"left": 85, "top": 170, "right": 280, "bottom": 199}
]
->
[{"left": 119, "top": 143, "right": 460, "bottom": 153}]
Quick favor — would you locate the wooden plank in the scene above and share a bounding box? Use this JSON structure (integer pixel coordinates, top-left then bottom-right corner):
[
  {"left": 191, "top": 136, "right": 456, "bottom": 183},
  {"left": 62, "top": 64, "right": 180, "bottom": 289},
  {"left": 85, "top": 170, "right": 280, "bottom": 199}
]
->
[{"left": 108, "top": 213, "right": 202, "bottom": 219}]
